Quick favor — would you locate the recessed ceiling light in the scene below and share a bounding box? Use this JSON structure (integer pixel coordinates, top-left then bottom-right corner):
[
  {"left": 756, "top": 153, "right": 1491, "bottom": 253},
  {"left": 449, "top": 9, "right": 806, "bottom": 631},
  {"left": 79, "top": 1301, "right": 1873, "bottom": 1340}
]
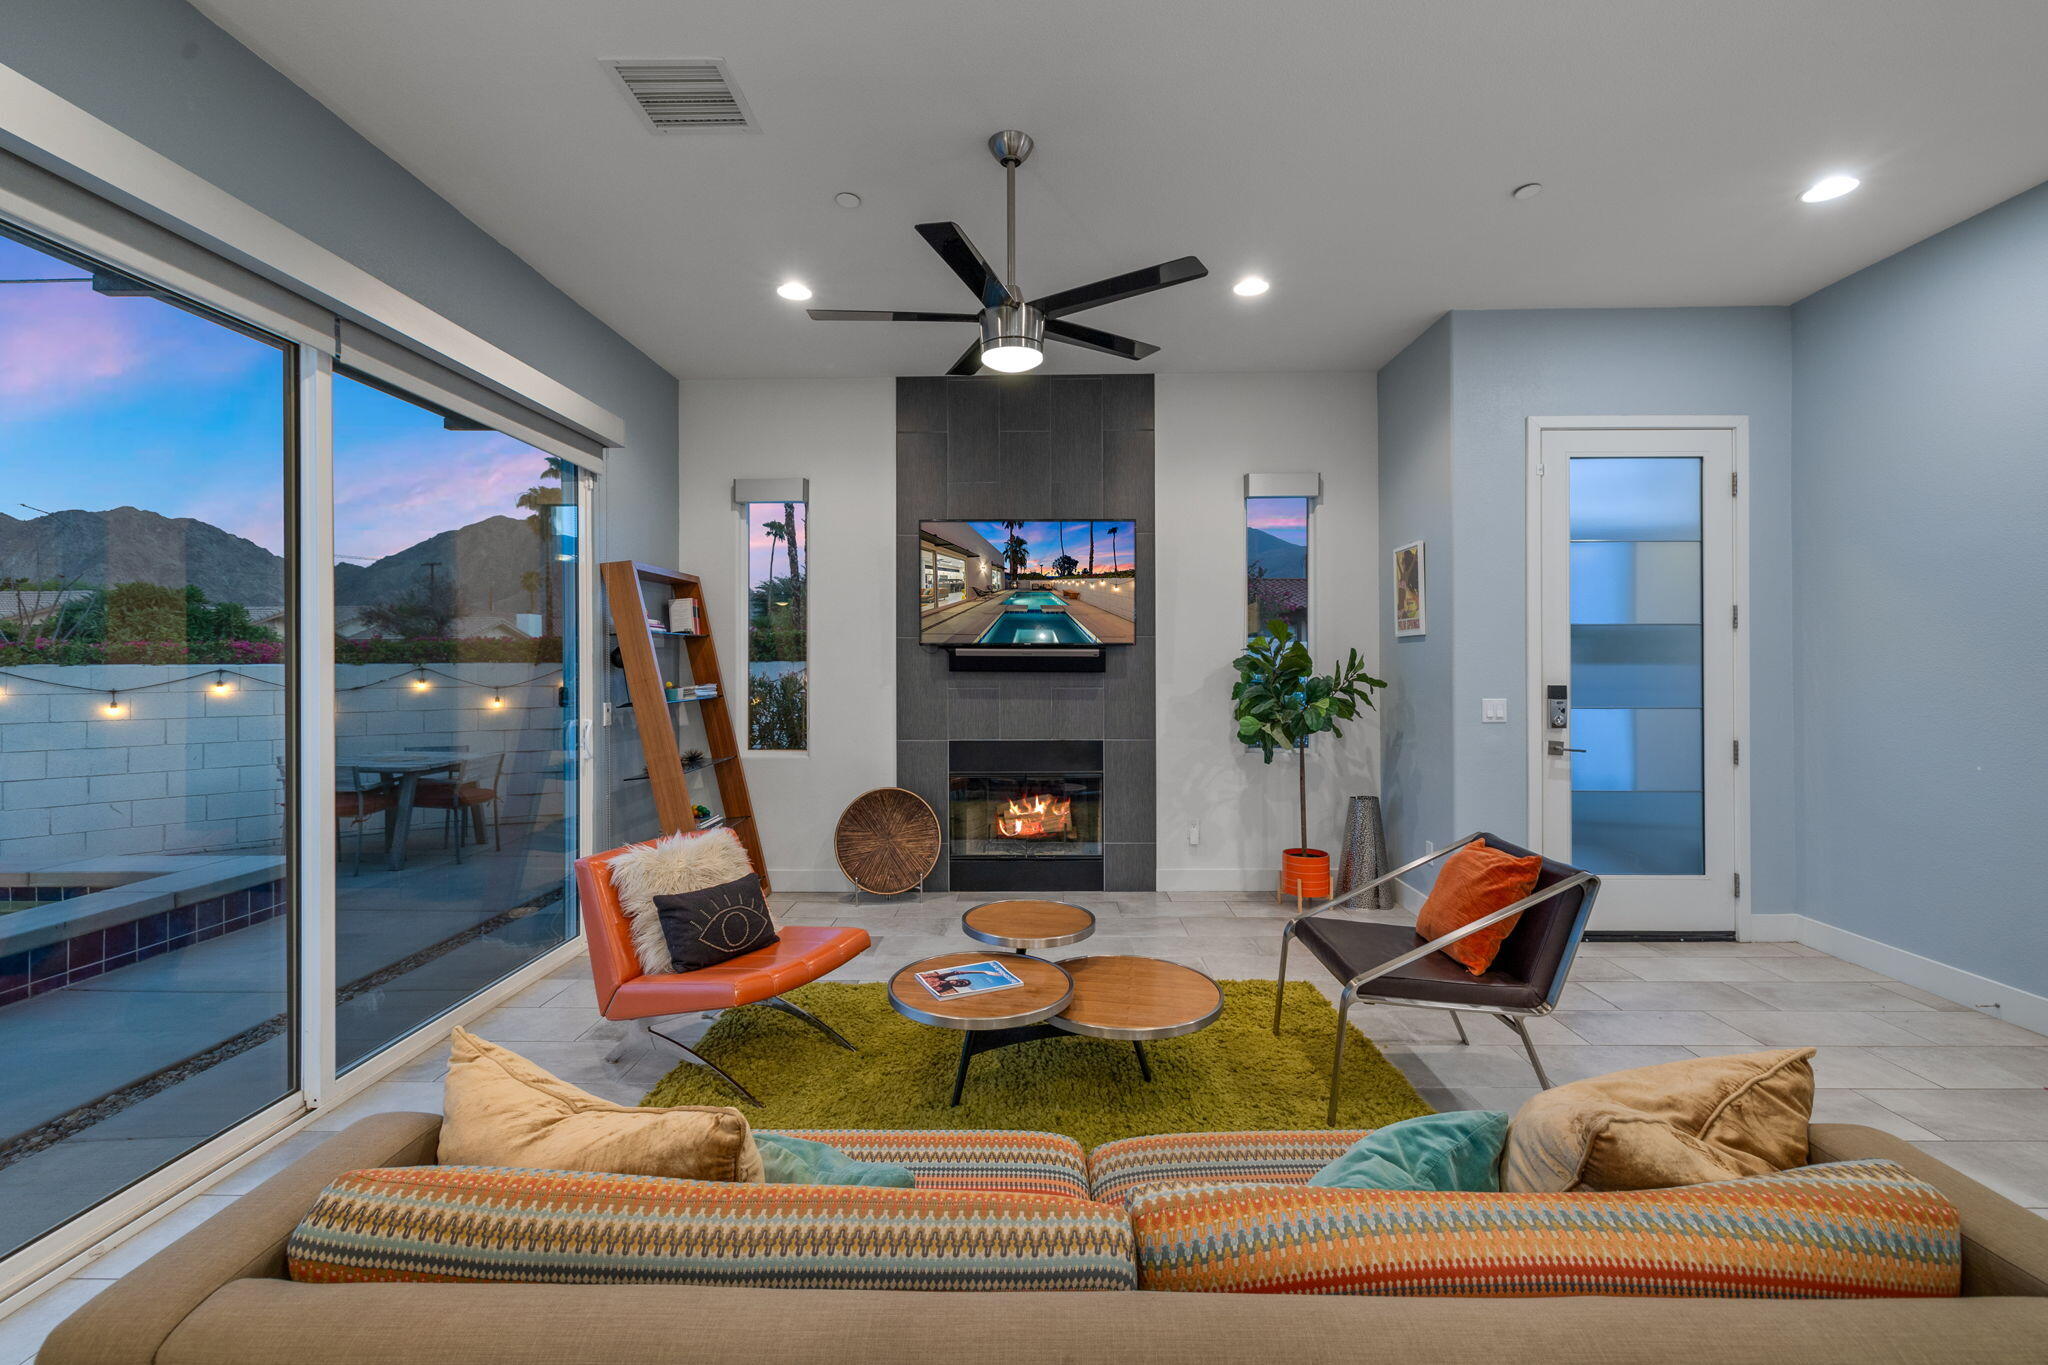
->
[
  {"left": 1511, "top": 182, "right": 1543, "bottom": 200},
  {"left": 1800, "top": 174, "right": 1861, "bottom": 204},
  {"left": 1232, "top": 275, "right": 1269, "bottom": 297},
  {"left": 775, "top": 280, "right": 812, "bottom": 301},
  {"left": 834, "top": 191, "right": 862, "bottom": 209}
]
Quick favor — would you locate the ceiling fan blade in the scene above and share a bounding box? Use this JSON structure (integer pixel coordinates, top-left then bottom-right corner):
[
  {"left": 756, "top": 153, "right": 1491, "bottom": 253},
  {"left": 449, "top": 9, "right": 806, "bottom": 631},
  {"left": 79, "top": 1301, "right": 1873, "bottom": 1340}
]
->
[
  {"left": 1044, "top": 318, "right": 1159, "bottom": 362},
  {"left": 1031, "top": 256, "right": 1209, "bottom": 318},
  {"left": 916, "top": 222, "right": 1016, "bottom": 308},
  {"left": 944, "top": 340, "right": 985, "bottom": 376},
  {"left": 806, "top": 309, "right": 978, "bottom": 322}
]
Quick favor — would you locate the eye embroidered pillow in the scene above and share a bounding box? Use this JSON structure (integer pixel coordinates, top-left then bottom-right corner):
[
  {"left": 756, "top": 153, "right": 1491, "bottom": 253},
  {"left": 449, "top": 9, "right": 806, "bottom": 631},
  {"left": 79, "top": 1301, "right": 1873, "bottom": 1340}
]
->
[{"left": 604, "top": 827, "right": 756, "bottom": 975}]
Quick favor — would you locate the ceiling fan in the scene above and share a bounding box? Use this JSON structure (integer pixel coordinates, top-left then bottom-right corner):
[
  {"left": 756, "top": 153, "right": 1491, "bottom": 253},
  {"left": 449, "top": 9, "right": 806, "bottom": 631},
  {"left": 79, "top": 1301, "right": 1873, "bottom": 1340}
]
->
[{"left": 806, "top": 130, "right": 1208, "bottom": 375}]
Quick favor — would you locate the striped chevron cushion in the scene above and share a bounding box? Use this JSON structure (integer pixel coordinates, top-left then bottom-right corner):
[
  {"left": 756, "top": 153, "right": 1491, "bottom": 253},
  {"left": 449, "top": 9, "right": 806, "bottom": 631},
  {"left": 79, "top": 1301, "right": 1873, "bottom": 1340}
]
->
[
  {"left": 287, "top": 1165, "right": 1134, "bottom": 1291},
  {"left": 1129, "top": 1160, "right": 1961, "bottom": 1298},
  {"left": 1088, "top": 1130, "right": 1369, "bottom": 1207},
  {"left": 769, "top": 1128, "right": 1090, "bottom": 1200}
]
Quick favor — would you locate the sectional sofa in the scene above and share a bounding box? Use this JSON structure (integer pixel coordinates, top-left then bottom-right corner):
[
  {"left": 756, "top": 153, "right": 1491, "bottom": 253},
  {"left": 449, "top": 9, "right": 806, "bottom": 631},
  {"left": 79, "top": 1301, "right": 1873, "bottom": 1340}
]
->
[{"left": 39, "top": 1111, "right": 2048, "bottom": 1363}]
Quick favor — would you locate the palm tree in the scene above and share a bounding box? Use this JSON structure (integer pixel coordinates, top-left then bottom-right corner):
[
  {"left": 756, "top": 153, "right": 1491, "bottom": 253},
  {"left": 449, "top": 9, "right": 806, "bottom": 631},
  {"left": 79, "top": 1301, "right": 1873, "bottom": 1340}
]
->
[
  {"left": 516, "top": 465, "right": 564, "bottom": 636},
  {"left": 760, "top": 516, "right": 786, "bottom": 610},
  {"left": 781, "top": 500, "right": 803, "bottom": 610},
  {"left": 1087, "top": 522, "right": 1096, "bottom": 576},
  {"left": 1107, "top": 523, "right": 1121, "bottom": 575}
]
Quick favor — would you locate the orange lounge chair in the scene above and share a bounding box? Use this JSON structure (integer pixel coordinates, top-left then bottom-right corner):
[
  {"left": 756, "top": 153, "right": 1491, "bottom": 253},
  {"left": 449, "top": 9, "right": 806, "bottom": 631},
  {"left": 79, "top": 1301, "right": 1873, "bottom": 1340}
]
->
[{"left": 574, "top": 838, "right": 872, "bottom": 1104}]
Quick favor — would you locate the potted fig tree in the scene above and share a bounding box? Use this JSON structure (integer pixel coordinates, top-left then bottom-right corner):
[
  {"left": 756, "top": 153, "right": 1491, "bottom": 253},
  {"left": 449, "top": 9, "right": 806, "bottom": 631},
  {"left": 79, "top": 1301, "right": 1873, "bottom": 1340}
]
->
[{"left": 1231, "top": 619, "right": 1385, "bottom": 901}]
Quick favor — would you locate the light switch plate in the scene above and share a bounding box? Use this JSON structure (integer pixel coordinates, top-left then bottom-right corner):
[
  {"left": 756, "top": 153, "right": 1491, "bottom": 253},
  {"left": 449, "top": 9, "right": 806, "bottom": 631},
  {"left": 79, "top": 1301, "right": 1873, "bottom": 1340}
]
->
[{"left": 1481, "top": 698, "right": 1507, "bottom": 723}]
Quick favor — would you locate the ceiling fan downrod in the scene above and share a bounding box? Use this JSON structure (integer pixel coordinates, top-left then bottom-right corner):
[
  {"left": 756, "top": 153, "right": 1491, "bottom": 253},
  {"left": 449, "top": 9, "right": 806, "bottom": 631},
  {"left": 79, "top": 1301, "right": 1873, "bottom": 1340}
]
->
[{"left": 988, "top": 130, "right": 1034, "bottom": 298}]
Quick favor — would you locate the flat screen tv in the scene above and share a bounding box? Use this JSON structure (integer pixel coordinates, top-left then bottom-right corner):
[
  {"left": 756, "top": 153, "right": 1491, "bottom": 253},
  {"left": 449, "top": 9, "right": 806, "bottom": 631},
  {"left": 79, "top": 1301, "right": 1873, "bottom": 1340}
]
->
[{"left": 918, "top": 520, "right": 1137, "bottom": 648}]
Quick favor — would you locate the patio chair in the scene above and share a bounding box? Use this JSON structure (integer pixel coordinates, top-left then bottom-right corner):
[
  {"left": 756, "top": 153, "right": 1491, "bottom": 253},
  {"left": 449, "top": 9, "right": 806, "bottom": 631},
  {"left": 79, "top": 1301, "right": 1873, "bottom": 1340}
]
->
[
  {"left": 414, "top": 752, "right": 506, "bottom": 862},
  {"left": 574, "top": 835, "right": 872, "bottom": 1105},
  {"left": 1275, "top": 832, "right": 1600, "bottom": 1123},
  {"left": 335, "top": 766, "right": 395, "bottom": 876}
]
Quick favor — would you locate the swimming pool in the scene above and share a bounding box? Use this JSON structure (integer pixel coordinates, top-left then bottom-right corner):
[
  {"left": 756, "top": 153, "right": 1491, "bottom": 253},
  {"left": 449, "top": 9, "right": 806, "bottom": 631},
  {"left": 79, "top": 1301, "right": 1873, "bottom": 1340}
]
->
[
  {"left": 977, "top": 609, "right": 1100, "bottom": 645},
  {"left": 1004, "top": 590, "right": 1070, "bottom": 608}
]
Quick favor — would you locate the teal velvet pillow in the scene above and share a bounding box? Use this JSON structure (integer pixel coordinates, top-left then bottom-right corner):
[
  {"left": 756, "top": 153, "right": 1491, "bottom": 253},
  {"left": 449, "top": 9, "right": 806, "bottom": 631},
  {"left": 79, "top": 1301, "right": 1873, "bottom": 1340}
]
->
[
  {"left": 755, "top": 1134, "right": 916, "bottom": 1188},
  {"left": 1307, "top": 1111, "right": 1510, "bottom": 1192}
]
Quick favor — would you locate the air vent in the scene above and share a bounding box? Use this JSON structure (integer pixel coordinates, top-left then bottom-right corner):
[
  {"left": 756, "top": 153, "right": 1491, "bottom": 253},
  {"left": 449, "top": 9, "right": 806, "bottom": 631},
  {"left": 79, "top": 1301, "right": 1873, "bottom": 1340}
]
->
[{"left": 605, "top": 60, "right": 755, "bottom": 131}]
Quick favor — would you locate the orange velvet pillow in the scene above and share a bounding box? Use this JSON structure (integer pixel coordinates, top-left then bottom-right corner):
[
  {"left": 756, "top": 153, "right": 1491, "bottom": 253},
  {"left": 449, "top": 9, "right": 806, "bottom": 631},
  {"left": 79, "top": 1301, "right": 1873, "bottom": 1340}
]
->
[{"left": 1415, "top": 839, "right": 1544, "bottom": 975}]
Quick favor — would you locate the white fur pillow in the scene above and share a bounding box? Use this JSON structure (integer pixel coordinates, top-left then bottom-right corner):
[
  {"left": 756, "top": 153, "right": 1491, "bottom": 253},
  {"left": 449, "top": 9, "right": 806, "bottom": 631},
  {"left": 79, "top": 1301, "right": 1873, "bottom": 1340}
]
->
[{"left": 605, "top": 828, "right": 756, "bottom": 975}]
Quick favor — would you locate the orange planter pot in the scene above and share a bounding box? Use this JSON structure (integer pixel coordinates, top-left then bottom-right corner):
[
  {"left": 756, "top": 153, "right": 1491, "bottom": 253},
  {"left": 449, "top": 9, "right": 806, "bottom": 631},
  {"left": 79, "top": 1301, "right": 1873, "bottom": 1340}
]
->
[{"left": 1278, "top": 847, "right": 1332, "bottom": 901}]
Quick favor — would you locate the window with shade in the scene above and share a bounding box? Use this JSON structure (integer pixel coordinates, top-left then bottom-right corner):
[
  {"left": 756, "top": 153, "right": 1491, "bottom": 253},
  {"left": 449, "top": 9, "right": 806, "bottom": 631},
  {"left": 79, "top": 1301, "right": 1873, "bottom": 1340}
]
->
[
  {"left": 744, "top": 501, "right": 806, "bottom": 751},
  {"left": 1246, "top": 495, "right": 1310, "bottom": 641}
]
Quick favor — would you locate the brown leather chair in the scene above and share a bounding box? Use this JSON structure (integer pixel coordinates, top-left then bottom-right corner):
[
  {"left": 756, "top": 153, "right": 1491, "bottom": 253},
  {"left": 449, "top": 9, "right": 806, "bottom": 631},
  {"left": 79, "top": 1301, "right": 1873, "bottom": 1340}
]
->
[
  {"left": 1275, "top": 832, "right": 1599, "bottom": 1123},
  {"left": 574, "top": 838, "right": 872, "bottom": 1104}
]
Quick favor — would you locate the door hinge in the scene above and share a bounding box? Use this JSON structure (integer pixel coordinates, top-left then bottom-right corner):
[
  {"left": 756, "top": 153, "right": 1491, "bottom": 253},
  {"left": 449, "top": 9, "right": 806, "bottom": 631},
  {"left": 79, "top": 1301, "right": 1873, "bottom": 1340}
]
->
[
  {"left": 1732, "top": 604, "right": 1739, "bottom": 628},
  {"left": 1731, "top": 471, "right": 1739, "bottom": 496},
  {"left": 1733, "top": 871, "right": 1742, "bottom": 899},
  {"left": 1732, "top": 738, "right": 1741, "bottom": 765}
]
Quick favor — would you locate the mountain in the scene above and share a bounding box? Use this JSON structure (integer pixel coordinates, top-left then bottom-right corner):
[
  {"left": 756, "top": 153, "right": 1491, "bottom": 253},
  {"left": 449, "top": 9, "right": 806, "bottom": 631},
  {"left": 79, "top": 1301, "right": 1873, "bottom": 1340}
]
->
[
  {"left": 0, "top": 507, "right": 284, "bottom": 609},
  {"left": 333, "top": 515, "right": 544, "bottom": 610},
  {"left": 1247, "top": 526, "right": 1306, "bottom": 579},
  {"left": 0, "top": 509, "right": 546, "bottom": 613}
]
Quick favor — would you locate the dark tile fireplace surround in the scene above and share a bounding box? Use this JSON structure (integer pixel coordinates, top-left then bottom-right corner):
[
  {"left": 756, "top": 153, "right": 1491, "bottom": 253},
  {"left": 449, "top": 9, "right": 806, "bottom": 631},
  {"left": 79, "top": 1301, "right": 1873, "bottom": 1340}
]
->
[{"left": 896, "top": 374, "right": 1156, "bottom": 892}]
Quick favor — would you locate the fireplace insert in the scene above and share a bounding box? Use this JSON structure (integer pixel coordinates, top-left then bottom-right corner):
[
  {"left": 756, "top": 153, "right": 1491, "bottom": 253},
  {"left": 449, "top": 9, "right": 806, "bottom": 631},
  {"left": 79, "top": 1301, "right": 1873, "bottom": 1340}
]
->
[{"left": 947, "top": 740, "right": 1103, "bottom": 892}]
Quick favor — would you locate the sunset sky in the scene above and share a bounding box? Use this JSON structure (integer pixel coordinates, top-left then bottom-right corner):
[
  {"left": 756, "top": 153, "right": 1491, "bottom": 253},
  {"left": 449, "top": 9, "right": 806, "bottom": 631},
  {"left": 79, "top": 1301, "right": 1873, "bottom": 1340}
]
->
[
  {"left": 963, "top": 520, "right": 1137, "bottom": 574},
  {"left": 0, "top": 230, "right": 557, "bottom": 565},
  {"left": 1245, "top": 497, "right": 1309, "bottom": 545}
]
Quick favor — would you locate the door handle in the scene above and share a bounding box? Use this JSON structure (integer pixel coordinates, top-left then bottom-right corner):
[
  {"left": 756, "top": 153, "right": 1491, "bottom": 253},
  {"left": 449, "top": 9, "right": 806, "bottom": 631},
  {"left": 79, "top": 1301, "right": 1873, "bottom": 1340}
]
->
[{"left": 1546, "top": 740, "right": 1586, "bottom": 756}]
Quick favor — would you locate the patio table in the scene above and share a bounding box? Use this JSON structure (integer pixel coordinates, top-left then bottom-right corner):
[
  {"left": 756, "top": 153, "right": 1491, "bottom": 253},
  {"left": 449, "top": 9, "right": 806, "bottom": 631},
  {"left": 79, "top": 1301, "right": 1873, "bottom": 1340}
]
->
[{"left": 340, "top": 752, "right": 462, "bottom": 872}]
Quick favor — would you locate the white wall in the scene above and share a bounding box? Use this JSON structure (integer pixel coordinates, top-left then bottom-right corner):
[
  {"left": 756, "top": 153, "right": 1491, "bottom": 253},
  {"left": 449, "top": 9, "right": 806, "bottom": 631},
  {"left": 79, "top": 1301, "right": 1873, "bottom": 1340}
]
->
[
  {"left": 677, "top": 372, "right": 1379, "bottom": 894},
  {"left": 676, "top": 379, "right": 895, "bottom": 891},
  {"left": 1155, "top": 373, "right": 1380, "bottom": 892}
]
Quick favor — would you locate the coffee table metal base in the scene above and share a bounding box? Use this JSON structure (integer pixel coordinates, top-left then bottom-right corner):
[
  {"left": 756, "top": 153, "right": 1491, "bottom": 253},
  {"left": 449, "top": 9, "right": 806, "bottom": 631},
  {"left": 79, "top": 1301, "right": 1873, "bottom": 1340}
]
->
[{"left": 948, "top": 1024, "right": 1151, "bottom": 1106}]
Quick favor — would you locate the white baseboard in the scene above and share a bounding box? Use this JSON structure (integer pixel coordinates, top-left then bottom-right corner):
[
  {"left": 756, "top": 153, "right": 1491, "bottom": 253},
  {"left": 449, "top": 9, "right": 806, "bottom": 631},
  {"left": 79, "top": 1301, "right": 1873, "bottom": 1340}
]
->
[
  {"left": 1779, "top": 914, "right": 2048, "bottom": 1038},
  {"left": 1155, "top": 868, "right": 1280, "bottom": 894},
  {"left": 765, "top": 869, "right": 858, "bottom": 895}
]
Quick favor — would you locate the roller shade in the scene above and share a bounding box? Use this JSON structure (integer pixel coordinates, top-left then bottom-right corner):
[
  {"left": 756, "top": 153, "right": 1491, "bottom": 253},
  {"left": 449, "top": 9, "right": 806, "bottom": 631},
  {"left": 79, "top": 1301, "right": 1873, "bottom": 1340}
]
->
[
  {"left": 0, "top": 147, "right": 335, "bottom": 352},
  {"left": 337, "top": 321, "right": 607, "bottom": 469},
  {"left": 1245, "top": 472, "right": 1322, "bottom": 499},
  {"left": 732, "top": 478, "right": 809, "bottom": 505}
]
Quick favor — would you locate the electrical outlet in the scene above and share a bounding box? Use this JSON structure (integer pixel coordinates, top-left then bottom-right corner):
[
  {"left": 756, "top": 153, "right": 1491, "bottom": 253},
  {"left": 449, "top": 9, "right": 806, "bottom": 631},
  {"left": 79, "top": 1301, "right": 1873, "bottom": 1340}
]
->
[{"left": 1186, "top": 820, "right": 1200, "bottom": 846}]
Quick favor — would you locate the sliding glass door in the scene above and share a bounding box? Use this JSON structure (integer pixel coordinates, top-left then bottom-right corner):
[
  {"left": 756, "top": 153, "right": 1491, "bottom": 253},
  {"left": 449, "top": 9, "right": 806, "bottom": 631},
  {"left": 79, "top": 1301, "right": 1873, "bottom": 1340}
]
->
[
  {"left": 0, "top": 224, "right": 296, "bottom": 1260},
  {"left": 330, "top": 373, "right": 580, "bottom": 1071}
]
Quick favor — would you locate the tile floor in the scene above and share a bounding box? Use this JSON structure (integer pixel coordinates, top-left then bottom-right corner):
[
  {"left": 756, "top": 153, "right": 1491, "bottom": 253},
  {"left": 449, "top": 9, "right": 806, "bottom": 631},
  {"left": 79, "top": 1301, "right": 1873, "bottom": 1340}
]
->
[{"left": 5, "top": 888, "right": 2046, "bottom": 1362}]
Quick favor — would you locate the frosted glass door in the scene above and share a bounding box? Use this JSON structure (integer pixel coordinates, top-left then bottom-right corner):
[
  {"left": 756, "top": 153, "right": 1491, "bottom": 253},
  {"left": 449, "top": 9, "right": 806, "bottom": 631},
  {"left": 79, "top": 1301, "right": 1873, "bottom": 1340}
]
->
[
  {"left": 1535, "top": 426, "right": 1737, "bottom": 933},
  {"left": 1568, "top": 458, "right": 1704, "bottom": 875}
]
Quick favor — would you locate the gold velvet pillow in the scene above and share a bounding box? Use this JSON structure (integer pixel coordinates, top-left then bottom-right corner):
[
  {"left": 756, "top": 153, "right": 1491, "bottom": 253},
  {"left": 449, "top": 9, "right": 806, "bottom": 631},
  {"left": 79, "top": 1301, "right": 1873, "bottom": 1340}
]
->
[
  {"left": 438, "top": 1028, "right": 763, "bottom": 1183},
  {"left": 1502, "top": 1048, "right": 1815, "bottom": 1193}
]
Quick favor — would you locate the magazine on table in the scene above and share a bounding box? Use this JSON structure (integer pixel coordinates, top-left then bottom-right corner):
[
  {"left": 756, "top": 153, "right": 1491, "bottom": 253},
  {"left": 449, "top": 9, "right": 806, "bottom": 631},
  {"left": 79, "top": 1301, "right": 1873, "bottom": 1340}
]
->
[{"left": 916, "top": 959, "right": 1025, "bottom": 1000}]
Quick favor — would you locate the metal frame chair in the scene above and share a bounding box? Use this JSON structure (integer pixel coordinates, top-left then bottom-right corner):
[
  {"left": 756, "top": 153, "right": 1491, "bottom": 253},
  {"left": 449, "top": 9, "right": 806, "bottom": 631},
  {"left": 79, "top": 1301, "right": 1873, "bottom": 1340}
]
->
[{"left": 1275, "top": 832, "right": 1600, "bottom": 1123}]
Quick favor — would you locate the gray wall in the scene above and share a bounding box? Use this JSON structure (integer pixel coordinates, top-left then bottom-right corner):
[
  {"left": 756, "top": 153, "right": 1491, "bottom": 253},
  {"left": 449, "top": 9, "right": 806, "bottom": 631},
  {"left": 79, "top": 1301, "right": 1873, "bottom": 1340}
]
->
[
  {"left": 1445, "top": 308, "right": 1796, "bottom": 911},
  {"left": 1375, "top": 317, "right": 1455, "bottom": 878},
  {"left": 1, "top": 0, "right": 681, "bottom": 845},
  {"left": 896, "top": 375, "right": 1156, "bottom": 891},
  {"left": 1375, "top": 308, "right": 1795, "bottom": 908},
  {"left": 1791, "top": 182, "right": 2048, "bottom": 995}
]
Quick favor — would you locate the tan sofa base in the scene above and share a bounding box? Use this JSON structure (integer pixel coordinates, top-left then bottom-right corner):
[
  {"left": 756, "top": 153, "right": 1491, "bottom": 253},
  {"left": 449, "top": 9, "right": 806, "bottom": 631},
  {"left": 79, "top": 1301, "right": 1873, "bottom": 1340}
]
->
[{"left": 38, "top": 1112, "right": 2048, "bottom": 1365}]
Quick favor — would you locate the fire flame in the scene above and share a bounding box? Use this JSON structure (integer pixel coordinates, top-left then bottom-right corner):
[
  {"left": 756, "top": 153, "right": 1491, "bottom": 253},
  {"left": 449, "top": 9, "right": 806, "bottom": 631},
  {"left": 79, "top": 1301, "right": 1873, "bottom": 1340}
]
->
[{"left": 996, "top": 792, "right": 1072, "bottom": 839}]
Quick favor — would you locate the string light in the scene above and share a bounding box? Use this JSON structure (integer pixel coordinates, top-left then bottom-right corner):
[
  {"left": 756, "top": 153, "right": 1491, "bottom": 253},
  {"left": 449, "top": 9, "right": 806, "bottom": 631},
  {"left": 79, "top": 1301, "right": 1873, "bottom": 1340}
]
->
[
  {"left": 102, "top": 692, "right": 125, "bottom": 718},
  {"left": 410, "top": 667, "right": 432, "bottom": 692},
  {"left": 209, "top": 670, "right": 234, "bottom": 697},
  {"left": 487, "top": 694, "right": 505, "bottom": 709}
]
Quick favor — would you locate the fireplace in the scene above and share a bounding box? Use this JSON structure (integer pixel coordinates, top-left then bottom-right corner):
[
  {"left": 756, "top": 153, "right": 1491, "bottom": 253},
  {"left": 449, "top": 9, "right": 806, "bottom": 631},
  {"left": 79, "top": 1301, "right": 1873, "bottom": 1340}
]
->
[{"left": 948, "top": 740, "right": 1103, "bottom": 892}]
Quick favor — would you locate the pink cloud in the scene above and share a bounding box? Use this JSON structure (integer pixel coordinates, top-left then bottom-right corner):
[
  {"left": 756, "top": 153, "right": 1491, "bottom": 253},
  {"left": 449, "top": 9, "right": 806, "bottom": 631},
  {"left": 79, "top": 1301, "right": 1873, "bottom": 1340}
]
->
[
  {"left": 0, "top": 289, "right": 140, "bottom": 412},
  {"left": 335, "top": 432, "right": 553, "bottom": 561}
]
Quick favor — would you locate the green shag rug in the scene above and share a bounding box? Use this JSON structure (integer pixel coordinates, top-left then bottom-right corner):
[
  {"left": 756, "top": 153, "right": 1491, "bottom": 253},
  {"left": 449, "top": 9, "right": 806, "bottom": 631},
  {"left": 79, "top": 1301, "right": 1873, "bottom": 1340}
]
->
[{"left": 641, "top": 979, "right": 1431, "bottom": 1147}]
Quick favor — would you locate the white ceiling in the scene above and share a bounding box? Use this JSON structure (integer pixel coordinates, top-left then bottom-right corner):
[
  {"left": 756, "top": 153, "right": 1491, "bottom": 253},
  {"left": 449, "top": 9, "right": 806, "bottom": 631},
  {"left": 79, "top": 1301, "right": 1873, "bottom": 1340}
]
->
[{"left": 194, "top": 0, "right": 2048, "bottom": 379}]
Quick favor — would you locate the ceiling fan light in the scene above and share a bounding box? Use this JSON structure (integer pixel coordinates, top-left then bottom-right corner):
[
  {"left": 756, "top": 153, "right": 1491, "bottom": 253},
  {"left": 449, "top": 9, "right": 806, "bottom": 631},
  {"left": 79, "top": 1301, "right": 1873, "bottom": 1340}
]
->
[{"left": 980, "top": 342, "right": 1043, "bottom": 373}]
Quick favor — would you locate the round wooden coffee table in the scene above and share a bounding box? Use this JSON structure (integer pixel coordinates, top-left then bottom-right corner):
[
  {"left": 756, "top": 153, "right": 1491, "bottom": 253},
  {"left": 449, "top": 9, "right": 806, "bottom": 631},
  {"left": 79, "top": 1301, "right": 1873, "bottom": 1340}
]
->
[
  {"left": 960, "top": 899, "right": 1096, "bottom": 954},
  {"left": 1051, "top": 955, "right": 1225, "bottom": 1081},
  {"left": 889, "top": 951, "right": 1074, "bottom": 1105}
]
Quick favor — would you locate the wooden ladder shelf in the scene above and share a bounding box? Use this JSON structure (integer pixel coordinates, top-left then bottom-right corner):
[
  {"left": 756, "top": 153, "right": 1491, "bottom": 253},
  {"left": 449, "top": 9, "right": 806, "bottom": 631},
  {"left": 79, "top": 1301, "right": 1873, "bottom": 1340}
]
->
[{"left": 600, "top": 560, "right": 768, "bottom": 891}]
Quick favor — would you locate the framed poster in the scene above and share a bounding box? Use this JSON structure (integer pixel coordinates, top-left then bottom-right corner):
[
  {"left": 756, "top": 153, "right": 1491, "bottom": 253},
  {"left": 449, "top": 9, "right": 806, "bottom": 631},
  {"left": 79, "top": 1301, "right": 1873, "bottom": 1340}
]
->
[{"left": 1393, "top": 540, "right": 1426, "bottom": 637}]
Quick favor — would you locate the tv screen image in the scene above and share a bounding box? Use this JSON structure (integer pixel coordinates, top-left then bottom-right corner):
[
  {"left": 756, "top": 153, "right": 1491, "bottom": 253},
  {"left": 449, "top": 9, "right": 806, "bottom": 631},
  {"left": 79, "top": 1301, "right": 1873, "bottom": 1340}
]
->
[{"left": 918, "top": 520, "right": 1137, "bottom": 647}]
